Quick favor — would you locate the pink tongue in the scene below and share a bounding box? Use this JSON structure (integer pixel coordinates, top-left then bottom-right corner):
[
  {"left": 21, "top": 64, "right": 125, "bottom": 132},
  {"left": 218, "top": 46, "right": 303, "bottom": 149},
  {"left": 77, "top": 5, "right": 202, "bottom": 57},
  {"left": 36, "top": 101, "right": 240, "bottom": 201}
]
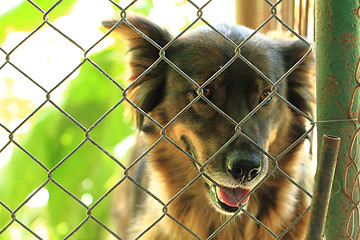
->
[{"left": 218, "top": 187, "right": 251, "bottom": 207}]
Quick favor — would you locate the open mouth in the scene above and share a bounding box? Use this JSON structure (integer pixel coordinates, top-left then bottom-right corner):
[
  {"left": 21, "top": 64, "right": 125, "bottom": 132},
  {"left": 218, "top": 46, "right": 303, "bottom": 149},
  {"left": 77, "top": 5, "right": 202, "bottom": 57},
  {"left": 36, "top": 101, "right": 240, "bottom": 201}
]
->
[
  {"left": 210, "top": 184, "right": 251, "bottom": 213},
  {"left": 181, "top": 135, "right": 252, "bottom": 213}
]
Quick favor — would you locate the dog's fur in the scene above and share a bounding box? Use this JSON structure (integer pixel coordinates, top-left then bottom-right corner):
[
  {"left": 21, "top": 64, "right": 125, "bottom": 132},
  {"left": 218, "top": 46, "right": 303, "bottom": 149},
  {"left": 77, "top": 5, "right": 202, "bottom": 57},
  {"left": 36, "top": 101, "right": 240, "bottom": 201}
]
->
[{"left": 103, "top": 17, "right": 315, "bottom": 240}]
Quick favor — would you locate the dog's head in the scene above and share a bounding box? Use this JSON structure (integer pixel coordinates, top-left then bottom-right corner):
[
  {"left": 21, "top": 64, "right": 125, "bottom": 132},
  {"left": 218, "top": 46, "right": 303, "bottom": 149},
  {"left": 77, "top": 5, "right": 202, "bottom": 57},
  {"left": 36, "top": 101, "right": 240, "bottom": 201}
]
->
[{"left": 103, "top": 17, "right": 315, "bottom": 214}]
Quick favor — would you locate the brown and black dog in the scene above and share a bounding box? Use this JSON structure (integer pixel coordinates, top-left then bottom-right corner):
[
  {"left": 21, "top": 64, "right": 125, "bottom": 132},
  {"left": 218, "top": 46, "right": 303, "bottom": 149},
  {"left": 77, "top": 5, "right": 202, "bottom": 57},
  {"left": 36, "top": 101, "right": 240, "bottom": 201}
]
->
[{"left": 103, "top": 16, "right": 315, "bottom": 240}]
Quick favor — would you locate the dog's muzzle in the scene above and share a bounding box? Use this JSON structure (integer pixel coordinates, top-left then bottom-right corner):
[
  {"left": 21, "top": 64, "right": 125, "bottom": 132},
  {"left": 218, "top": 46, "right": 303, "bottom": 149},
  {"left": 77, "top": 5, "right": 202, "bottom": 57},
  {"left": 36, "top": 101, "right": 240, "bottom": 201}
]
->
[
  {"left": 211, "top": 153, "right": 261, "bottom": 212},
  {"left": 182, "top": 135, "right": 262, "bottom": 213}
]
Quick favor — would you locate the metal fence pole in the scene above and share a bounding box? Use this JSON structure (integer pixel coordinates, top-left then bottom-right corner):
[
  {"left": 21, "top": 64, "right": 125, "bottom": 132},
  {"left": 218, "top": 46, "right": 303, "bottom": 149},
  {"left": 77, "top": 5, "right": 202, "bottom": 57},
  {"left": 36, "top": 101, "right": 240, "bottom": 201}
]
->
[
  {"left": 305, "top": 135, "right": 340, "bottom": 240},
  {"left": 316, "top": 0, "right": 360, "bottom": 239}
]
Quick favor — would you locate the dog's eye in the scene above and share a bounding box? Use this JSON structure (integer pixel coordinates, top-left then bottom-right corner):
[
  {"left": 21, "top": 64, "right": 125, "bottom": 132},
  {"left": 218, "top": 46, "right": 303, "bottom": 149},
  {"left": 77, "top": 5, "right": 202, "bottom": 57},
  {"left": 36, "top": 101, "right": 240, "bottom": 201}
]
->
[
  {"left": 203, "top": 87, "right": 212, "bottom": 98},
  {"left": 193, "top": 87, "right": 213, "bottom": 100},
  {"left": 259, "top": 90, "right": 273, "bottom": 104}
]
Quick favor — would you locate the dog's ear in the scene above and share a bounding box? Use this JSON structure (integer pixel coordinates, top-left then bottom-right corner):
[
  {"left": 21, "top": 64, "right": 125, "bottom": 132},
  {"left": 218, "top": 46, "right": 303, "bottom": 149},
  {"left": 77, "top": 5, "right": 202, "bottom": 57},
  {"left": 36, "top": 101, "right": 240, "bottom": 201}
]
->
[
  {"left": 281, "top": 40, "right": 315, "bottom": 117},
  {"left": 102, "top": 16, "right": 172, "bottom": 128}
]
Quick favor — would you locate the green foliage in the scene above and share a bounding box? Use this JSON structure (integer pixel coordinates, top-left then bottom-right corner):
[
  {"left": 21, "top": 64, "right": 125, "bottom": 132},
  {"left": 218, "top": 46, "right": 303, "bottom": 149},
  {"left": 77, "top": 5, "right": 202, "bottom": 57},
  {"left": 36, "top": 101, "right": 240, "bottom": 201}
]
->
[
  {"left": 0, "top": 0, "right": 164, "bottom": 238},
  {"left": 0, "top": 47, "right": 135, "bottom": 239},
  {"left": 0, "top": 0, "right": 78, "bottom": 44}
]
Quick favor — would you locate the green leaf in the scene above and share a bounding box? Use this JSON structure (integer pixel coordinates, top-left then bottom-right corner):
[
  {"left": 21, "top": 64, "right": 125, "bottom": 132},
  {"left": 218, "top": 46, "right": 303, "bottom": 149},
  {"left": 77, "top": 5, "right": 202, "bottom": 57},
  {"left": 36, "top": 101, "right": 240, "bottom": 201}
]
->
[
  {"left": 0, "top": 0, "right": 77, "bottom": 44},
  {"left": 0, "top": 48, "right": 134, "bottom": 239}
]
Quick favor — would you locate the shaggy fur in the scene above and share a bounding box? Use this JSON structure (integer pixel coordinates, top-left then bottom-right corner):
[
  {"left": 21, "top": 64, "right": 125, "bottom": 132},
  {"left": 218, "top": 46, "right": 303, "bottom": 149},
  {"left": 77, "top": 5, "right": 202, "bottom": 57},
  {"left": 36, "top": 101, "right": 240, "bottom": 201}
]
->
[{"left": 103, "top": 16, "right": 315, "bottom": 240}]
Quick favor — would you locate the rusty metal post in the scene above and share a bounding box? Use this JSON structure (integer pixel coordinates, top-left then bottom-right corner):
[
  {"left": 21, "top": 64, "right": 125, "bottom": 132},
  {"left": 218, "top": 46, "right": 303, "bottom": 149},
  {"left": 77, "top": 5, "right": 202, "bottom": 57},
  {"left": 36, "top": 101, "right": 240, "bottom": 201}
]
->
[
  {"left": 316, "top": 0, "right": 360, "bottom": 239},
  {"left": 305, "top": 135, "right": 340, "bottom": 240}
]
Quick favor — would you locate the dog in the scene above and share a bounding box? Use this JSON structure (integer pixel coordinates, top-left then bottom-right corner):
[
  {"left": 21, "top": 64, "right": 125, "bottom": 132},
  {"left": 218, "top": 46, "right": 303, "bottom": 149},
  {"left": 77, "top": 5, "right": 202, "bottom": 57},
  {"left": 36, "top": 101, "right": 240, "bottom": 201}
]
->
[{"left": 103, "top": 16, "right": 315, "bottom": 240}]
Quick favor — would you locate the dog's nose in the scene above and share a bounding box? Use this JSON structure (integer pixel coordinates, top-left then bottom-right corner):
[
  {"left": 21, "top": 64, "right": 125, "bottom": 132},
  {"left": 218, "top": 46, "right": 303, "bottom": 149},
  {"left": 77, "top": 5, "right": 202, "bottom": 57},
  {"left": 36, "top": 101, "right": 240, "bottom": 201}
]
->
[{"left": 226, "top": 156, "right": 261, "bottom": 181}]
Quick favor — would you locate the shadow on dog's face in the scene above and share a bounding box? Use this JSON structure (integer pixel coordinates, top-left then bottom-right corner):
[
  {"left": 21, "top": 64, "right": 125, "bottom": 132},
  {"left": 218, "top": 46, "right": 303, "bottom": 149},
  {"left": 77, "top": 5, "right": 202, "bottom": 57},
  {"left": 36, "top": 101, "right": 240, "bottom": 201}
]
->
[{"left": 103, "top": 17, "right": 314, "bottom": 214}]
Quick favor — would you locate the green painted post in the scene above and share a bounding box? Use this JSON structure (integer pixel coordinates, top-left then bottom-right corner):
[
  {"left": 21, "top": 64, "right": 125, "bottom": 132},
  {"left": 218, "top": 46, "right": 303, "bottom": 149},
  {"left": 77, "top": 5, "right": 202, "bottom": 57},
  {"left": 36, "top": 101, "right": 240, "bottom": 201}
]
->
[{"left": 316, "top": 0, "right": 360, "bottom": 239}]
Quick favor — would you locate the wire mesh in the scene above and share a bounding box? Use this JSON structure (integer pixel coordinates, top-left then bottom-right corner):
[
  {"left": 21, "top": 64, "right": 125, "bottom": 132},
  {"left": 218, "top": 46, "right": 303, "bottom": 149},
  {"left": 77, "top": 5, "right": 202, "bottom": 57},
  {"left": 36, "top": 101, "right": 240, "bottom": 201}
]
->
[{"left": 0, "top": 0, "right": 322, "bottom": 239}]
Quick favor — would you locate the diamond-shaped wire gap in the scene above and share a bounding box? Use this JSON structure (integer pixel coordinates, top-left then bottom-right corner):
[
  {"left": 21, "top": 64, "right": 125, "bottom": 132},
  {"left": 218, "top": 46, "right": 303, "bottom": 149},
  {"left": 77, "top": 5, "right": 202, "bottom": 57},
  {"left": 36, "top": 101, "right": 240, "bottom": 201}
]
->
[
  {"left": 0, "top": 64, "right": 47, "bottom": 130},
  {"left": 9, "top": 104, "right": 86, "bottom": 172},
  {"left": 51, "top": 59, "right": 124, "bottom": 131},
  {"left": 272, "top": 42, "right": 314, "bottom": 121},
  {"left": 54, "top": 0, "right": 119, "bottom": 54},
  {"left": 50, "top": 140, "right": 123, "bottom": 210},
  {"left": 0, "top": 141, "right": 48, "bottom": 210},
  {"left": 24, "top": 180, "right": 90, "bottom": 240},
  {"left": 119, "top": 61, "right": 166, "bottom": 129},
  {"left": 8, "top": 24, "right": 83, "bottom": 91},
  {"left": 191, "top": 88, "right": 280, "bottom": 170}
]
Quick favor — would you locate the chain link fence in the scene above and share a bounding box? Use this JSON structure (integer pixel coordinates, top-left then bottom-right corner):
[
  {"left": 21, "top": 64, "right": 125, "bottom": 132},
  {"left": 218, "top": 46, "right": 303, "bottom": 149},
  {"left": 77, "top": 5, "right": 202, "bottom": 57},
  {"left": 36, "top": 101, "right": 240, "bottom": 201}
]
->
[{"left": 0, "top": 0, "right": 358, "bottom": 239}]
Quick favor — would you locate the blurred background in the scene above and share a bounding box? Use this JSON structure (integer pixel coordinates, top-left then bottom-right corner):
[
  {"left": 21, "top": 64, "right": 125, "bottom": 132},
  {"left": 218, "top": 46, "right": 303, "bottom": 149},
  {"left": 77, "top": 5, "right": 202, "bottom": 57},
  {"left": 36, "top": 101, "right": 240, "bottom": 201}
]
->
[{"left": 0, "top": 0, "right": 314, "bottom": 239}]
